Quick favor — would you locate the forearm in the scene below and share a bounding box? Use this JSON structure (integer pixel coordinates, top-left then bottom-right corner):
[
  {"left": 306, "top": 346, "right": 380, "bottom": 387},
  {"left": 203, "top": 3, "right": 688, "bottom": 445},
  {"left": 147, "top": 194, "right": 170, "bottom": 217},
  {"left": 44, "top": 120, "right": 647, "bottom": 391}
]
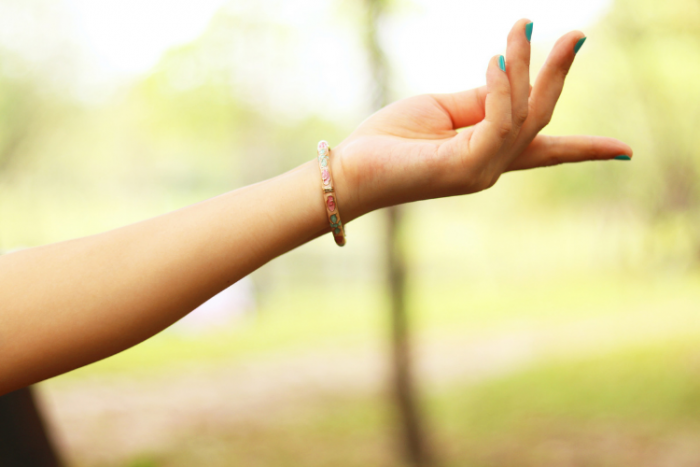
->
[{"left": 0, "top": 158, "right": 355, "bottom": 394}]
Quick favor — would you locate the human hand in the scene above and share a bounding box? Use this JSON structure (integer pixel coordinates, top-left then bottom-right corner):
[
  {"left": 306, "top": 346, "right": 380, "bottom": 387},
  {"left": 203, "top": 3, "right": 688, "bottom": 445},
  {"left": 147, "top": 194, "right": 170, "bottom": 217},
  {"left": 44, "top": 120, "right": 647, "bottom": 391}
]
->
[{"left": 332, "top": 19, "right": 632, "bottom": 218}]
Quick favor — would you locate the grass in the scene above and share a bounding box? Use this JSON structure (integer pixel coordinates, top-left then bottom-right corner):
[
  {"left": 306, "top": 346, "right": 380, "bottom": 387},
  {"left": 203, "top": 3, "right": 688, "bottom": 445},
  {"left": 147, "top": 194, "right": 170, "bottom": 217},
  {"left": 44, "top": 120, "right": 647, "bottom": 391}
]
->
[
  {"left": 42, "top": 266, "right": 700, "bottom": 467},
  {"left": 97, "top": 338, "right": 700, "bottom": 467},
  {"left": 46, "top": 272, "right": 700, "bottom": 467},
  {"left": 437, "top": 340, "right": 700, "bottom": 432},
  {"left": 431, "top": 340, "right": 700, "bottom": 466}
]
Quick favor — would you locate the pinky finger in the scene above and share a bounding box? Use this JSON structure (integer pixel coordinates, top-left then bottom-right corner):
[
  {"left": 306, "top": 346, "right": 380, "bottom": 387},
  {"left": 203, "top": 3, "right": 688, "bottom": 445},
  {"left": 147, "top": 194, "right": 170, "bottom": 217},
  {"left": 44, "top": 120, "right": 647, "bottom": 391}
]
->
[{"left": 506, "top": 134, "right": 633, "bottom": 171}]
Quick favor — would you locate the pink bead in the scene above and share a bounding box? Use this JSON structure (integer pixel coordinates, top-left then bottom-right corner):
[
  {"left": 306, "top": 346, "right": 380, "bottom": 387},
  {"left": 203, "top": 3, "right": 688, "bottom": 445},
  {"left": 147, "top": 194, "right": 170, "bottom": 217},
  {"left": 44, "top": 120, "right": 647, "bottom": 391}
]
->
[
  {"left": 322, "top": 169, "right": 331, "bottom": 185},
  {"left": 327, "top": 196, "right": 336, "bottom": 212}
]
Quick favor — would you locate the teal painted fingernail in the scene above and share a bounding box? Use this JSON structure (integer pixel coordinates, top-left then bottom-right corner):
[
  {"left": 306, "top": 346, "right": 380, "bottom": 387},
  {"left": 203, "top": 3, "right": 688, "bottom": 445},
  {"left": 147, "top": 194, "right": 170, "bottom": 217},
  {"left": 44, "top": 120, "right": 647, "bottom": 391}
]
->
[
  {"left": 574, "top": 37, "right": 587, "bottom": 54},
  {"left": 498, "top": 55, "right": 506, "bottom": 72},
  {"left": 525, "top": 22, "right": 533, "bottom": 42},
  {"left": 613, "top": 155, "right": 631, "bottom": 161}
]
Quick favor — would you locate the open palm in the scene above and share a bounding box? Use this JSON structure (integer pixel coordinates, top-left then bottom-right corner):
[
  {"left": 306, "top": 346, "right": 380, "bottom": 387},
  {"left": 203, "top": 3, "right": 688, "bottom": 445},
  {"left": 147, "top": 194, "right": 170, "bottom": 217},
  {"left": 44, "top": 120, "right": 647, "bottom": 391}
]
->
[{"left": 333, "top": 20, "right": 632, "bottom": 217}]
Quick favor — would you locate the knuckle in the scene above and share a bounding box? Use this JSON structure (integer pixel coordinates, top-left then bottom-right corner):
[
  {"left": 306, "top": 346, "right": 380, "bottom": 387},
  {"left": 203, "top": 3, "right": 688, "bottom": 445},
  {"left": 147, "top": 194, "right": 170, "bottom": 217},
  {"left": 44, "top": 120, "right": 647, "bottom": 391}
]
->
[
  {"left": 466, "top": 166, "right": 490, "bottom": 192},
  {"left": 472, "top": 169, "right": 500, "bottom": 192},
  {"left": 481, "top": 174, "right": 500, "bottom": 191},
  {"left": 546, "top": 155, "right": 564, "bottom": 167},
  {"left": 498, "top": 118, "right": 513, "bottom": 138},
  {"left": 534, "top": 109, "right": 552, "bottom": 129},
  {"left": 464, "top": 172, "right": 483, "bottom": 192},
  {"left": 541, "top": 113, "right": 553, "bottom": 128},
  {"left": 492, "top": 83, "right": 510, "bottom": 98},
  {"left": 473, "top": 179, "right": 490, "bottom": 192},
  {"left": 513, "top": 106, "right": 529, "bottom": 126},
  {"left": 486, "top": 174, "right": 500, "bottom": 189}
]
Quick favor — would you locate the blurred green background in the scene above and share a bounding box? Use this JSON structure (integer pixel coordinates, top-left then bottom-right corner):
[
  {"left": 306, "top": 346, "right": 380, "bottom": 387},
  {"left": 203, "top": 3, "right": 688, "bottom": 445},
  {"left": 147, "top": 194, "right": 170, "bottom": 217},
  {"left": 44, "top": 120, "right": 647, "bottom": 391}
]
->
[{"left": 2, "top": 0, "right": 700, "bottom": 466}]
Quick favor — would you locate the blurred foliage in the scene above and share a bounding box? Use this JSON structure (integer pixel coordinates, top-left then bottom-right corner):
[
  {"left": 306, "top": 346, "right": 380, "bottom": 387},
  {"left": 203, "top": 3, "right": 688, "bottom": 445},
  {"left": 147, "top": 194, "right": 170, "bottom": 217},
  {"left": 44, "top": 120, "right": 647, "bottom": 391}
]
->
[
  {"left": 0, "top": 52, "right": 73, "bottom": 178},
  {"left": 0, "top": 5, "right": 348, "bottom": 250},
  {"left": 128, "top": 10, "right": 349, "bottom": 190},
  {"left": 542, "top": 0, "right": 700, "bottom": 263}
]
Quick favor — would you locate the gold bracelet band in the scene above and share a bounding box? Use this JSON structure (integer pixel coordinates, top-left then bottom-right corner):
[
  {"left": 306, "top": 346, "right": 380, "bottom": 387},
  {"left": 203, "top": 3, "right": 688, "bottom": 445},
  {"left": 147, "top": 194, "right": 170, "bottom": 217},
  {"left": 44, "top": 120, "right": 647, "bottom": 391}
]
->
[{"left": 317, "top": 140, "right": 346, "bottom": 247}]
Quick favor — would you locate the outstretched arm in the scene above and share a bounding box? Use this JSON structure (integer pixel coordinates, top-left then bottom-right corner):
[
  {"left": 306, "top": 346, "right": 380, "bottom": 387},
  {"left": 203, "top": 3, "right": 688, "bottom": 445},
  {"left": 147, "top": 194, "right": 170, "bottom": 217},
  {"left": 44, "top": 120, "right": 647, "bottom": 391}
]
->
[
  {"left": 0, "top": 20, "right": 632, "bottom": 394},
  {"left": 0, "top": 159, "right": 353, "bottom": 394}
]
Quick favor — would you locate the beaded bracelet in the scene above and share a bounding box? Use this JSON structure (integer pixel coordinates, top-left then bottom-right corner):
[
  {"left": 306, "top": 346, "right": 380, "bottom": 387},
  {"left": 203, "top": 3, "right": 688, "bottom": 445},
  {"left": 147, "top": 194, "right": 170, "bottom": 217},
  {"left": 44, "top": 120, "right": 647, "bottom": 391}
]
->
[{"left": 317, "top": 140, "right": 346, "bottom": 247}]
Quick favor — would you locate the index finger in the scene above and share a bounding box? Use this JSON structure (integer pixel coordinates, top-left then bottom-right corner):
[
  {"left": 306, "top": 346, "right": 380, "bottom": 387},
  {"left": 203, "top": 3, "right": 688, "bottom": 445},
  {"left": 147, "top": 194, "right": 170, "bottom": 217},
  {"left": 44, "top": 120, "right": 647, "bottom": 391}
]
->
[{"left": 431, "top": 85, "right": 487, "bottom": 130}]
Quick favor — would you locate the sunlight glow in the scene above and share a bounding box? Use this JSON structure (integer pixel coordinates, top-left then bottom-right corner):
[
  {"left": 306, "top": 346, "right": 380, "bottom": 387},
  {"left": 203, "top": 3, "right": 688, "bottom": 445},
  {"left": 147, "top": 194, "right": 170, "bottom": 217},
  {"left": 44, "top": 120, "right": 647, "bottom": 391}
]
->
[{"left": 60, "top": 0, "right": 612, "bottom": 116}]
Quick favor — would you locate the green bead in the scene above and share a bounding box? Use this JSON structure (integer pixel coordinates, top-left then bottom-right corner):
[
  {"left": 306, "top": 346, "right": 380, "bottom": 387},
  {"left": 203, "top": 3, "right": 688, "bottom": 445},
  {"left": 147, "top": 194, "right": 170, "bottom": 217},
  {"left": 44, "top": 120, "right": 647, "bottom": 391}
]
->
[{"left": 331, "top": 215, "right": 337, "bottom": 223}]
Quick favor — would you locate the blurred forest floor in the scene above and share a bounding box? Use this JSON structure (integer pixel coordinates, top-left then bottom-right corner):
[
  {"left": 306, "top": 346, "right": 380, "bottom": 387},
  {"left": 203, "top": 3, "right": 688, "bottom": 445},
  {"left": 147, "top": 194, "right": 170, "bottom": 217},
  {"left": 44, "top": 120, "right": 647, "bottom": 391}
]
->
[{"left": 37, "top": 274, "right": 700, "bottom": 467}]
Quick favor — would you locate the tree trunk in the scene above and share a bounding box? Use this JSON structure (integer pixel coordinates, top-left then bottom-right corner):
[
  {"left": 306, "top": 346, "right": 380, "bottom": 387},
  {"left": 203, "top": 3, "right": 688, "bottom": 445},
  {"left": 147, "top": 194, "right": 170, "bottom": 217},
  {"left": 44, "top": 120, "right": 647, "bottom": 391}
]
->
[
  {"left": 385, "top": 206, "right": 433, "bottom": 466},
  {"left": 363, "top": 1, "right": 434, "bottom": 465}
]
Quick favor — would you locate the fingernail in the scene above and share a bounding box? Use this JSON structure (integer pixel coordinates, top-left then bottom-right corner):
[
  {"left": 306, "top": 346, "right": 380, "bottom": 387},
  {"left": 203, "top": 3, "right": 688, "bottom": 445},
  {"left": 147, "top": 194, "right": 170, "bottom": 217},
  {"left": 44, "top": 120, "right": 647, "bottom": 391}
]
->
[
  {"left": 613, "top": 155, "right": 631, "bottom": 161},
  {"left": 498, "top": 55, "right": 506, "bottom": 72},
  {"left": 525, "top": 22, "right": 533, "bottom": 42},
  {"left": 574, "top": 37, "right": 587, "bottom": 54}
]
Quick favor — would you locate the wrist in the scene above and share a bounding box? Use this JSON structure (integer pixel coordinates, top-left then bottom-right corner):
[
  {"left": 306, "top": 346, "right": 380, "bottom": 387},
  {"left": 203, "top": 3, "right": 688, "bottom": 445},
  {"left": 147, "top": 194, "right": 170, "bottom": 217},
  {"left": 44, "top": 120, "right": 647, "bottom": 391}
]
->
[{"left": 328, "top": 143, "right": 367, "bottom": 222}]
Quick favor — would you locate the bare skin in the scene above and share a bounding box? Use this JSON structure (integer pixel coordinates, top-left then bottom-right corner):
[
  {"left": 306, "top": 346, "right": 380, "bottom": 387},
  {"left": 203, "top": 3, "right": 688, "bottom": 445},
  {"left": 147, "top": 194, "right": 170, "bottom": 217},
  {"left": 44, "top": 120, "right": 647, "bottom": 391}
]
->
[{"left": 0, "top": 21, "right": 632, "bottom": 395}]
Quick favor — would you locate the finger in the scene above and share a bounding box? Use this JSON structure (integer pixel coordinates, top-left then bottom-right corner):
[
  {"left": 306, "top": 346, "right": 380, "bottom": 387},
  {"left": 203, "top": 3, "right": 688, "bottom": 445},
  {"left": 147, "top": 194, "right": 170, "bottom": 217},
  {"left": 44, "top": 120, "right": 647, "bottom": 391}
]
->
[
  {"left": 505, "top": 134, "right": 633, "bottom": 171},
  {"left": 466, "top": 55, "right": 512, "bottom": 156},
  {"left": 524, "top": 31, "right": 586, "bottom": 134},
  {"left": 506, "top": 19, "right": 533, "bottom": 131},
  {"left": 431, "top": 86, "right": 487, "bottom": 130}
]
